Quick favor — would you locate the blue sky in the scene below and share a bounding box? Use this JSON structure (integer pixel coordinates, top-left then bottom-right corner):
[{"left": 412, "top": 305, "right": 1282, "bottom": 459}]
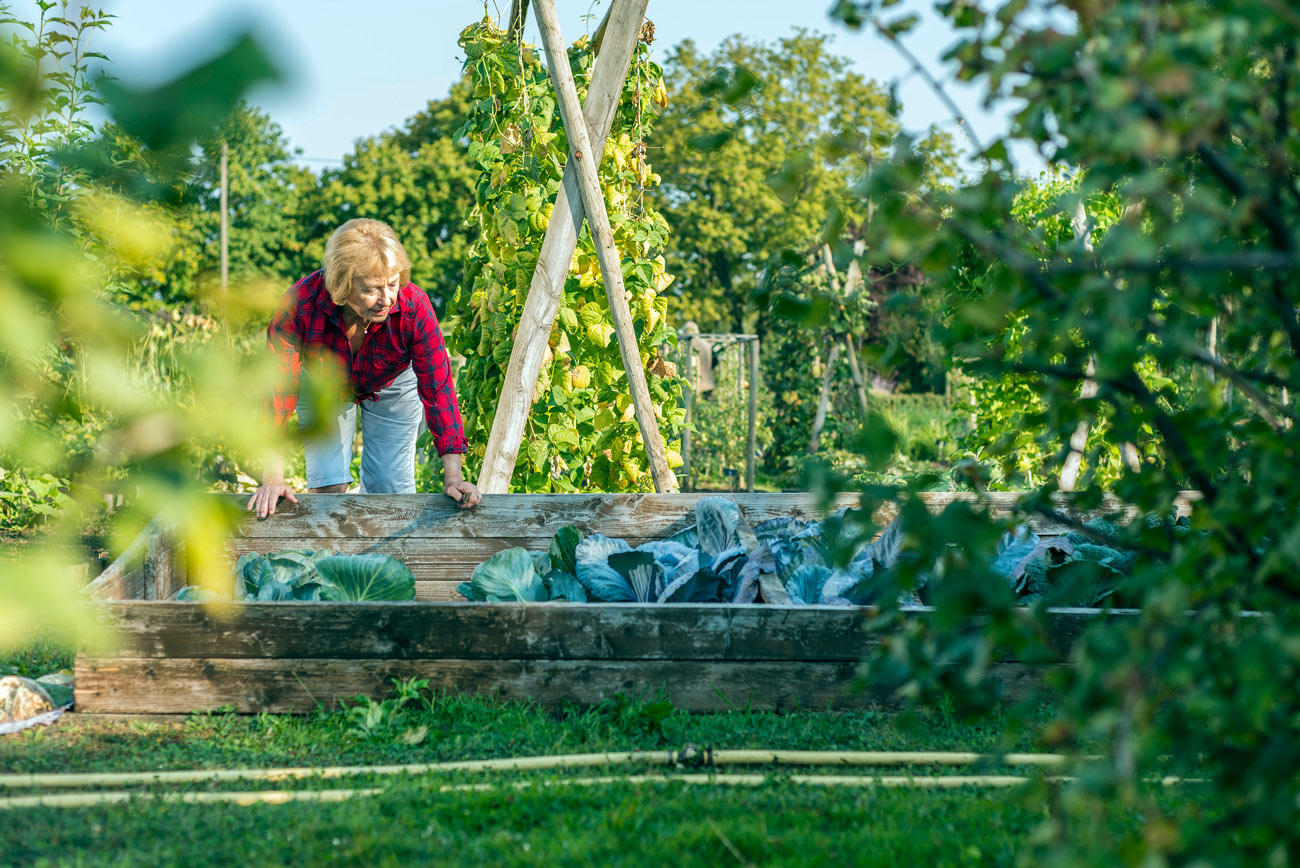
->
[{"left": 79, "top": 0, "right": 1044, "bottom": 175}]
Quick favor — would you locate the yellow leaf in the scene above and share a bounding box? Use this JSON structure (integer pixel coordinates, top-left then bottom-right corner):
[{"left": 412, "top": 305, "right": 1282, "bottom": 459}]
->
[
  {"left": 569, "top": 364, "right": 592, "bottom": 390},
  {"left": 584, "top": 322, "right": 614, "bottom": 347}
]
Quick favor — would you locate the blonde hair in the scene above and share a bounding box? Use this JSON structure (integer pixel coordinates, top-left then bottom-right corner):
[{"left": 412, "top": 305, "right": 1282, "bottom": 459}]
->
[{"left": 322, "top": 218, "right": 412, "bottom": 304}]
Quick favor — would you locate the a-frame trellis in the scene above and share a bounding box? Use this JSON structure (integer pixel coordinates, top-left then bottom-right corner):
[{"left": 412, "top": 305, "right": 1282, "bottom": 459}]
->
[
  {"left": 809, "top": 243, "right": 872, "bottom": 452},
  {"left": 476, "top": 0, "right": 675, "bottom": 494}
]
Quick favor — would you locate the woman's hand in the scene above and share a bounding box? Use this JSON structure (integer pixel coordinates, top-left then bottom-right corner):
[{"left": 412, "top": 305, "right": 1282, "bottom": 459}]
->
[
  {"left": 440, "top": 452, "right": 480, "bottom": 509},
  {"left": 247, "top": 481, "right": 298, "bottom": 519},
  {"left": 444, "top": 478, "right": 481, "bottom": 509}
]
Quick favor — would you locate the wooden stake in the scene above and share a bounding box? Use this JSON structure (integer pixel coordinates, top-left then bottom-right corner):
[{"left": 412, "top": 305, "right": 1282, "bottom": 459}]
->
[
  {"left": 219, "top": 141, "right": 228, "bottom": 294},
  {"left": 747, "top": 337, "right": 759, "bottom": 492},
  {"left": 477, "top": 0, "right": 650, "bottom": 493},
  {"left": 1059, "top": 357, "right": 1097, "bottom": 492},
  {"left": 590, "top": 1, "right": 616, "bottom": 54},
  {"left": 534, "top": 0, "right": 674, "bottom": 492},
  {"left": 681, "top": 336, "right": 694, "bottom": 491},
  {"left": 820, "top": 244, "right": 869, "bottom": 421},
  {"left": 810, "top": 341, "right": 839, "bottom": 453},
  {"left": 506, "top": 0, "right": 530, "bottom": 39}
]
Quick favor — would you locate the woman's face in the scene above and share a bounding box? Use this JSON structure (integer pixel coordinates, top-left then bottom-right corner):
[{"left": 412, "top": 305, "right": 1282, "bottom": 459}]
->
[{"left": 345, "top": 269, "right": 401, "bottom": 324}]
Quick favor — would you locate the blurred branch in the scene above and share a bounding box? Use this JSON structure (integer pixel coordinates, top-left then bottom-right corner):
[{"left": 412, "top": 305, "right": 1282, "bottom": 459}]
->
[
  {"left": 864, "top": 17, "right": 988, "bottom": 161},
  {"left": 1258, "top": 0, "right": 1300, "bottom": 30}
]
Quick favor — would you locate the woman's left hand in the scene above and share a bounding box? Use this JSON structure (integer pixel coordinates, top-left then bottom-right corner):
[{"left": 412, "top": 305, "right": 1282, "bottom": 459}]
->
[{"left": 444, "top": 479, "right": 482, "bottom": 509}]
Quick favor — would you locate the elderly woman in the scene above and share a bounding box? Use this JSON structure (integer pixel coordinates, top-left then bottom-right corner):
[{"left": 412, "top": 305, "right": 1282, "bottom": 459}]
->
[{"left": 248, "top": 218, "right": 481, "bottom": 517}]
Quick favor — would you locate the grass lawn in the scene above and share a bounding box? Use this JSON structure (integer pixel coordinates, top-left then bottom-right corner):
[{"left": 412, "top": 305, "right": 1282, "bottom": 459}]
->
[{"left": 0, "top": 676, "right": 1208, "bottom": 867}]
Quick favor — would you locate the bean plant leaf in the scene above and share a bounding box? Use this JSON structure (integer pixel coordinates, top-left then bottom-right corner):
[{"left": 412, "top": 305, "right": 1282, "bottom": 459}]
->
[{"left": 315, "top": 554, "right": 417, "bottom": 602}]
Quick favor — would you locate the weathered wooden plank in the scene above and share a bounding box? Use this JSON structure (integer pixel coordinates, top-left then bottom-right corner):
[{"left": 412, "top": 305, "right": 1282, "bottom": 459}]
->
[
  {"left": 84, "top": 519, "right": 163, "bottom": 602},
  {"left": 80, "top": 602, "right": 881, "bottom": 661},
  {"left": 81, "top": 601, "right": 1107, "bottom": 662},
  {"left": 230, "top": 535, "right": 567, "bottom": 560},
  {"left": 222, "top": 492, "right": 1197, "bottom": 542},
  {"left": 73, "top": 656, "right": 1057, "bottom": 714},
  {"left": 223, "top": 493, "right": 858, "bottom": 540},
  {"left": 417, "top": 581, "right": 466, "bottom": 602}
]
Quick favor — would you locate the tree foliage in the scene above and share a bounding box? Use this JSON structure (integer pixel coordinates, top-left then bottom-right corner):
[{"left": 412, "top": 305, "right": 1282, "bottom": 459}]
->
[
  {"left": 653, "top": 29, "right": 930, "bottom": 332},
  {"left": 0, "top": 10, "right": 291, "bottom": 645},
  {"left": 825, "top": 0, "right": 1300, "bottom": 864}
]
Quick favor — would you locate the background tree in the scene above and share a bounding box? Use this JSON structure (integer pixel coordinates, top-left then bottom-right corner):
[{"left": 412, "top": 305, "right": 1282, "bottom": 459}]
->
[
  {"left": 651, "top": 30, "right": 958, "bottom": 334},
  {"left": 652, "top": 30, "right": 884, "bottom": 333},
  {"left": 651, "top": 31, "right": 957, "bottom": 481},
  {"left": 95, "top": 102, "right": 313, "bottom": 306},
  {"left": 825, "top": 1, "right": 1300, "bottom": 865}
]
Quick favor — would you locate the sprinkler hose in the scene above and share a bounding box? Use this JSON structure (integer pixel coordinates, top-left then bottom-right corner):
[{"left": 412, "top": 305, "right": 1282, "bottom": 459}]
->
[
  {"left": 0, "top": 772, "right": 1202, "bottom": 810},
  {"left": 0, "top": 749, "right": 1089, "bottom": 790}
]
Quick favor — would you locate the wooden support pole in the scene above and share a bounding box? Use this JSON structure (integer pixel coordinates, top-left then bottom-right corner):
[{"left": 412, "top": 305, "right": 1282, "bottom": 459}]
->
[
  {"left": 842, "top": 336, "right": 870, "bottom": 419},
  {"left": 1059, "top": 357, "right": 1097, "bottom": 492},
  {"left": 506, "top": 0, "right": 531, "bottom": 39},
  {"left": 747, "top": 337, "right": 759, "bottom": 492},
  {"left": 477, "top": 0, "right": 649, "bottom": 493},
  {"left": 535, "top": 0, "right": 673, "bottom": 493},
  {"left": 219, "top": 142, "right": 228, "bottom": 294},
  {"left": 681, "top": 337, "right": 693, "bottom": 491},
  {"left": 590, "top": 1, "right": 616, "bottom": 55},
  {"left": 820, "top": 244, "right": 869, "bottom": 421},
  {"left": 810, "top": 341, "right": 839, "bottom": 453}
]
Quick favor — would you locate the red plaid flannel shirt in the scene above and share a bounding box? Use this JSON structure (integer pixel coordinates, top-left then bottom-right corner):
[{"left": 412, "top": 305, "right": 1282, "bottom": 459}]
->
[{"left": 267, "top": 271, "right": 467, "bottom": 456}]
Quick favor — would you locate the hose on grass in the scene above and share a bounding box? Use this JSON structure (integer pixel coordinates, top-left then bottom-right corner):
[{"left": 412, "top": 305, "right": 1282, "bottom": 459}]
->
[
  {"left": 0, "top": 772, "right": 1204, "bottom": 810},
  {"left": 0, "top": 749, "right": 1092, "bottom": 791},
  {"left": 0, "top": 773, "right": 1095, "bottom": 810}
]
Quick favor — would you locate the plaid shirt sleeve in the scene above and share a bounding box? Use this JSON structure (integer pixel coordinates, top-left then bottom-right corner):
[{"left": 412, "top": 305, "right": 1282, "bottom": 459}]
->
[
  {"left": 266, "top": 289, "right": 303, "bottom": 430},
  {"left": 406, "top": 290, "right": 467, "bottom": 455}
]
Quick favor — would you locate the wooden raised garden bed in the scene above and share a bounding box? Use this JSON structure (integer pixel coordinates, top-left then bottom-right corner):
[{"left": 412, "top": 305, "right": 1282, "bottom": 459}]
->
[{"left": 75, "top": 492, "right": 1187, "bottom": 715}]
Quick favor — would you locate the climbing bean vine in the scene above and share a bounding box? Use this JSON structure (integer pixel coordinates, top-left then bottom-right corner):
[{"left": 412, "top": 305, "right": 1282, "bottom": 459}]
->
[{"left": 447, "top": 17, "right": 683, "bottom": 492}]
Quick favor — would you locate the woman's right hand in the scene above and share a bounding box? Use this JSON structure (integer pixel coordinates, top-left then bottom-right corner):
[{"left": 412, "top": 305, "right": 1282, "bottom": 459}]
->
[{"left": 247, "top": 481, "right": 298, "bottom": 519}]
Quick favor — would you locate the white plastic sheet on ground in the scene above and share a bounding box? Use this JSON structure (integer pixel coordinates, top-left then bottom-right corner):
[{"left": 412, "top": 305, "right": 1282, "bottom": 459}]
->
[{"left": 0, "top": 703, "right": 72, "bottom": 736}]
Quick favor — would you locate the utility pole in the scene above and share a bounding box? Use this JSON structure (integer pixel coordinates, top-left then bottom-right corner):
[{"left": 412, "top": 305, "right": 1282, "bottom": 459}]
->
[{"left": 219, "top": 141, "right": 229, "bottom": 293}]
